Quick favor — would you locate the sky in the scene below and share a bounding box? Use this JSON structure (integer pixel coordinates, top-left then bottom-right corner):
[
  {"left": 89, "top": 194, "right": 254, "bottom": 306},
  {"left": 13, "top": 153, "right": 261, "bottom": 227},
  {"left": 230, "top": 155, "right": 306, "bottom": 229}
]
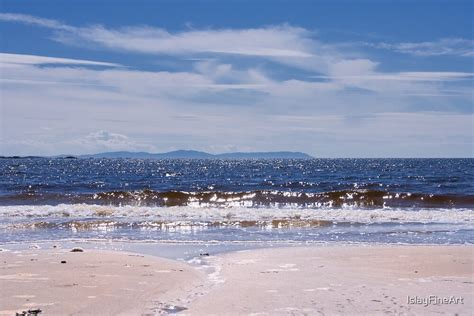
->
[{"left": 0, "top": 0, "right": 473, "bottom": 157}]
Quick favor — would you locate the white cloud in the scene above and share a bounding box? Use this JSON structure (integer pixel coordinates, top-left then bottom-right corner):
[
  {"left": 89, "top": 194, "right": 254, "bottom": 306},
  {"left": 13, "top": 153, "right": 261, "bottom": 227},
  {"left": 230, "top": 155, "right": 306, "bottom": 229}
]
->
[
  {"left": 313, "top": 72, "right": 474, "bottom": 82},
  {"left": 3, "top": 12, "right": 470, "bottom": 91},
  {"left": 0, "top": 52, "right": 121, "bottom": 67},
  {"left": 85, "top": 130, "right": 129, "bottom": 143},
  {"left": 0, "top": 53, "right": 269, "bottom": 93},
  {"left": 76, "top": 130, "right": 156, "bottom": 152},
  {"left": 0, "top": 13, "right": 472, "bottom": 157},
  {"left": 0, "top": 13, "right": 73, "bottom": 31},
  {"left": 1, "top": 63, "right": 472, "bottom": 156},
  {"left": 193, "top": 60, "right": 272, "bottom": 85},
  {"left": 0, "top": 13, "right": 314, "bottom": 58},
  {"left": 310, "top": 70, "right": 473, "bottom": 96},
  {"left": 328, "top": 59, "right": 378, "bottom": 77},
  {"left": 368, "top": 38, "right": 474, "bottom": 57},
  {"left": 66, "top": 24, "right": 315, "bottom": 58}
]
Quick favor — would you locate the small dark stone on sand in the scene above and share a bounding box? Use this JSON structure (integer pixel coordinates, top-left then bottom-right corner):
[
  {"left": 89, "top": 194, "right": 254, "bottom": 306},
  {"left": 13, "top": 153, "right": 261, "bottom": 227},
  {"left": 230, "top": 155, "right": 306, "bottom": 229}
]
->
[
  {"left": 70, "top": 248, "right": 84, "bottom": 252},
  {"left": 61, "top": 260, "right": 67, "bottom": 264},
  {"left": 200, "top": 253, "right": 210, "bottom": 256},
  {"left": 16, "top": 309, "right": 42, "bottom": 316},
  {"left": 414, "top": 270, "right": 418, "bottom": 273}
]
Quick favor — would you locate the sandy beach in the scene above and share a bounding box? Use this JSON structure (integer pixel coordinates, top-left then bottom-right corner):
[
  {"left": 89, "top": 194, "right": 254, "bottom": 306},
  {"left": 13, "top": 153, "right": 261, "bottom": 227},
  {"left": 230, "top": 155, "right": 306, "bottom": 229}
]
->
[
  {"left": 1, "top": 245, "right": 472, "bottom": 315},
  {"left": 188, "top": 245, "right": 473, "bottom": 315},
  {"left": 0, "top": 248, "right": 205, "bottom": 315}
]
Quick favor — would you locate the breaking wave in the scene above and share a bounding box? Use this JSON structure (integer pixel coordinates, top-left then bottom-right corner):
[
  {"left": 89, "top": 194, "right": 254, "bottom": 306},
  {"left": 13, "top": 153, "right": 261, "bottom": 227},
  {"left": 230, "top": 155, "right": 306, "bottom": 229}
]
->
[
  {"left": 1, "top": 189, "right": 473, "bottom": 208},
  {"left": 0, "top": 204, "right": 472, "bottom": 225}
]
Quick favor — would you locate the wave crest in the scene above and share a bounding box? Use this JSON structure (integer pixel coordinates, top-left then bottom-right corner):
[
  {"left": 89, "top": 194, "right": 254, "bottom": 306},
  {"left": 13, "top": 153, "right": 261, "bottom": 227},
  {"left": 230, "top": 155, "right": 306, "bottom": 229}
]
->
[
  {"left": 1, "top": 189, "right": 473, "bottom": 208},
  {"left": 0, "top": 204, "right": 472, "bottom": 225}
]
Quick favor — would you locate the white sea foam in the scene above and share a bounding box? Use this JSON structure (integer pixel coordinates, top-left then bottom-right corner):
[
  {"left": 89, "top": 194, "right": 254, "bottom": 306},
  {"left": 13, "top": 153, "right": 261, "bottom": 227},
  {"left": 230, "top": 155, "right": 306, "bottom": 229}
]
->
[{"left": 0, "top": 204, "right": 472, "bottom": 224}]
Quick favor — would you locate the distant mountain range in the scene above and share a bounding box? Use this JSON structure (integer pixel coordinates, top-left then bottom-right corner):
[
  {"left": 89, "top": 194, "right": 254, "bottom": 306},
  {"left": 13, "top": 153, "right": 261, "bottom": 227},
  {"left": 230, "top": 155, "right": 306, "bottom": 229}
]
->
[{"left": 78, "top": 150, "right": 313, "bottom": 159}]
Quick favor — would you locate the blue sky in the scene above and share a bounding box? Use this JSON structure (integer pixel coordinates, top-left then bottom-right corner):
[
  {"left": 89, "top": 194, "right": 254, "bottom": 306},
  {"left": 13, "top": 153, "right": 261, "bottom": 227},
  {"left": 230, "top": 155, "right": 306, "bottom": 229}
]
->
[{"left": 0, "top": 0, "right": 473, "bottom": 157}]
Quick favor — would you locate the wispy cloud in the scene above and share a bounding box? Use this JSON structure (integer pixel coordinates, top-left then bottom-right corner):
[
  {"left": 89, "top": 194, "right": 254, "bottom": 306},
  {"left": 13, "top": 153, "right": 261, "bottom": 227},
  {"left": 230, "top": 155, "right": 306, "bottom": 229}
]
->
[
  {"left": 0, "top": 13, "right": 314, "bottom": 58},
  {"left": 68, "top": 25, "right": 315, "bottom": 58},
  {"left": 4, "top": 51, "right": 468, "bottom": 102},
  {"left": 2, "top": 13, "right": 471, "bottom": 89},
  {"left": 0, "top": 12, "right": 73, "bottom": 31},
  {"left": 2, "top": 56, "right": 471, "bottom": 156},
  {"left": 313, "top": 72, "right": 474, "bottom": 82},
  {"left": 0, "top": 52, "right": 120, "bottom": 67},
  {"left": 1, "top": 13, "right": 472, "bottom": 156},
  {"left": 76, "top": 130, "right": 156, "bottom": 152},
  {"left": 366, "top": 38, "right": 474, "bottom": 57}
]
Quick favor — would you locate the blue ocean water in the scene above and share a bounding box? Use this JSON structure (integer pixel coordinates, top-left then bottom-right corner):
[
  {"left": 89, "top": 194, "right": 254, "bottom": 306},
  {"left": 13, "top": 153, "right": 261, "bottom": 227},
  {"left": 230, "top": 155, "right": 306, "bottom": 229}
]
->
[{"left": 0, "top": 158, "right": 472, "bottom": 244}]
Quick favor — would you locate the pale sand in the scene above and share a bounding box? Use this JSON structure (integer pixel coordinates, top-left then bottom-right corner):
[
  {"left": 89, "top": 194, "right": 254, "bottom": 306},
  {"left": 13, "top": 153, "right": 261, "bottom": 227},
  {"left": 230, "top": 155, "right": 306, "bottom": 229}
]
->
[
  {"left": 187, "top": 245, "right": 473, "bottom": 315},
  {"left": 1, "top": 245, "right": 473, "bottom": 315},
  {"left": 0, "top": 249, "right": 205, "bottom": 315}
]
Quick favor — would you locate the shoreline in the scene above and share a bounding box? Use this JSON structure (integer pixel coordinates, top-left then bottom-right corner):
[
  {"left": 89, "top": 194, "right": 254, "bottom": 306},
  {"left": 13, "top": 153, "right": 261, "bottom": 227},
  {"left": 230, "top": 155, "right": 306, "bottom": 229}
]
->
[
  {"left": 1, "top": 242, "right": 472, "bottom": 315},
  {"left": 2, "top": 240, "right": 472, "bottom": 267}
]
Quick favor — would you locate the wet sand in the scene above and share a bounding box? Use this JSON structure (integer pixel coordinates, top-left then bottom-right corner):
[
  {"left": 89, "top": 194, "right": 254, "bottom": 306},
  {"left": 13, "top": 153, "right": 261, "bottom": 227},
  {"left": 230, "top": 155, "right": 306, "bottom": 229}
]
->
[{"left": 1, "top": 245, "right": 472, "bottom": 315}]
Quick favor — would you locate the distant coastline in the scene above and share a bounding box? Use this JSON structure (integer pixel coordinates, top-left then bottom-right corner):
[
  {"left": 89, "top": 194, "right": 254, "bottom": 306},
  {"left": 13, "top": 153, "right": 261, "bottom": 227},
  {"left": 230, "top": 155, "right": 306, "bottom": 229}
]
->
[{"left": 0, "top": 150, "right": 313, "bottom": 160}]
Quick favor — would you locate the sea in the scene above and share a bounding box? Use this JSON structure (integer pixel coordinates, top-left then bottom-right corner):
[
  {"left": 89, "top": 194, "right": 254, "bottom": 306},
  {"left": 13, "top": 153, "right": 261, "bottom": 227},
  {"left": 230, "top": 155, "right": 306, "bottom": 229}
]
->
[{"left": 0, "top": 158, "right": 473, "bottom": 246}]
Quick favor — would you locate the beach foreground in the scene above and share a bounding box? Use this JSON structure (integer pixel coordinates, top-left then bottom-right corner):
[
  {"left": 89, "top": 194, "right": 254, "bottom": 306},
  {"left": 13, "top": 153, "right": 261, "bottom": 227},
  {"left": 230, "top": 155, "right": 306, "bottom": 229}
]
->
[
  {"left": 0, "top": 249, "right": 205, "bottom": 315},
  {"left": 188, "top": 245, "right": 473, "bottom": 315},
  {"left": 1, "top": 245, "right": 472, "bottom": 315}
]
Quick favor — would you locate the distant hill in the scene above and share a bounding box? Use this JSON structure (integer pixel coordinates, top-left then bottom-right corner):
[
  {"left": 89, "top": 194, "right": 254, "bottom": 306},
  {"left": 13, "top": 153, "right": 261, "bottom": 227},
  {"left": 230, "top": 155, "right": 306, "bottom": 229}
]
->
[
  {"left": 79, "top": 150, "right": 313, "bottom": 159},
  {"left": 214, "top": 151, "right": 312, "bottom": 159}
]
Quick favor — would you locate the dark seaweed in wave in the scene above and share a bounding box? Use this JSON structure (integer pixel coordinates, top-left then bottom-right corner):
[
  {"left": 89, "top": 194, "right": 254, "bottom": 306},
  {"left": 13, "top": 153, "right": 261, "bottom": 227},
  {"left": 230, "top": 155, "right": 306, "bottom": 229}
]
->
[{"left": 1, "top": 189, "right": 473, "bottom": 208}]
